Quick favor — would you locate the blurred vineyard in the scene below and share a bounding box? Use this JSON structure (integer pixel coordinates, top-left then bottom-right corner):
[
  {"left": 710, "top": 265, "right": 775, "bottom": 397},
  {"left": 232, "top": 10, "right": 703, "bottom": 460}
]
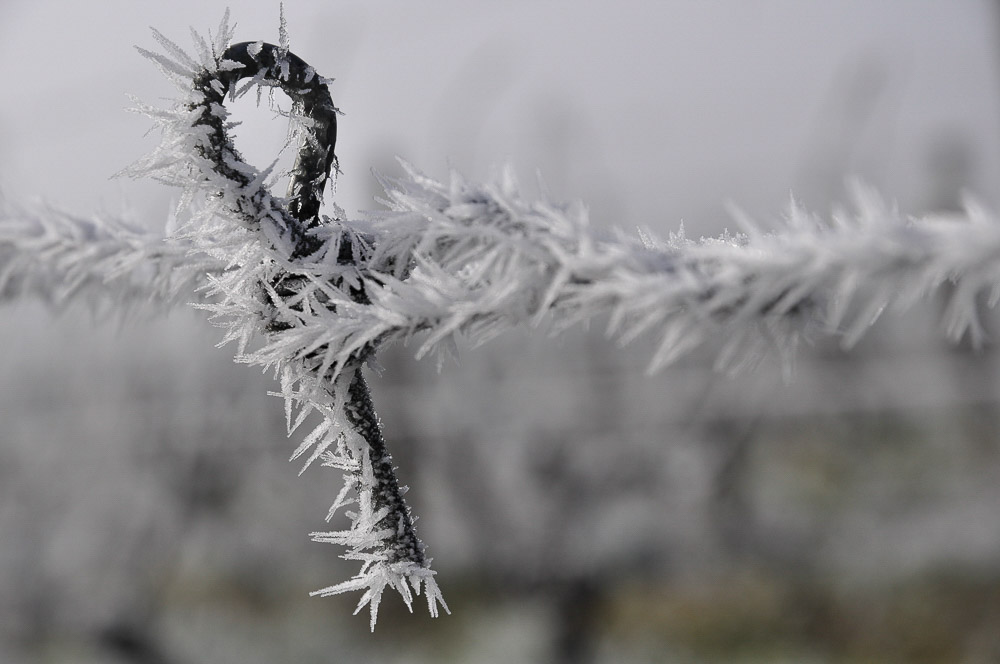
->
[{"left": 1, "top": 292, "right": 999, "bottom": 663}]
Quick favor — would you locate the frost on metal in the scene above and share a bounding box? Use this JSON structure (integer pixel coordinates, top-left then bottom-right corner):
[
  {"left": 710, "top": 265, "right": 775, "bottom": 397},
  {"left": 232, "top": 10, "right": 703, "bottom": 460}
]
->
[
  {"left": 3, "top": 8, "right": 1000, "bottom": 632},
  {"left": 346, "top": 168, "right": 1000, "bottom": 373},
  {"left": 123, "top": 11, "right": 446, "bottom": 629},
  {"left": 0, "top": 196, "right": 218, "bottom": 309}
]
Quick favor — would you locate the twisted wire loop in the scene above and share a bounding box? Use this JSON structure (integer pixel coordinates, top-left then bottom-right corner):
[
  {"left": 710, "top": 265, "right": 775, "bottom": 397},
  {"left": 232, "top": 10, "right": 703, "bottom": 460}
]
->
[
  {"left": 191, "top": 41, "right": 338, "bottom": 256},
  {"left": 189, "top": 42, "right": 426, "bottom": 567}
]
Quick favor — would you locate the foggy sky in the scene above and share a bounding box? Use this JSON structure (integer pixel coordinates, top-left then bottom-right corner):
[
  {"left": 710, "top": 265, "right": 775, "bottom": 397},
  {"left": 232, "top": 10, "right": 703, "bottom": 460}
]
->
[{"left": 2, "top": 1, "right": 998, "bottom": 233}]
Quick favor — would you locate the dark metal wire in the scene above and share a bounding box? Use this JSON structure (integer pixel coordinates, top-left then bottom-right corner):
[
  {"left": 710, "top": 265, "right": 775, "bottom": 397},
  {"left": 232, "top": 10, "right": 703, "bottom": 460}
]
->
[{"left": 191, "top": 42, "right": 424, "bottom": 565}]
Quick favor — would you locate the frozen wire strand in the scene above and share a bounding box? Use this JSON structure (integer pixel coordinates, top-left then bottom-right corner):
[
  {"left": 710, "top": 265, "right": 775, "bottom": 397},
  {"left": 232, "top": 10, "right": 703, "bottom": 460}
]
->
[
  {"left": 195, "top": 41, "right": 427, "bottom": 572},
  {"left": 354, "top": 170, "right": 1000, "bottom": 372},
  {"left": 0, "top": 196, "right": 224, "bottom": 306},
  {"left": 21, "top": 27, "right": 1000, "bottom": 452},
  {"left": 216, "top": 163, "right": 1000, "bottom": 393},
  {"left": 131, "top": 22, "right": 443, "bottom": 628}
]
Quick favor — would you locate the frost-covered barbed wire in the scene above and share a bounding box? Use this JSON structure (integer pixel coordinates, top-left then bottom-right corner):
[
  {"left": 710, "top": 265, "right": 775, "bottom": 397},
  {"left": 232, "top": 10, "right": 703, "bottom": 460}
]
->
[
  {"left": 123, "top": 11, "right": 445, "bottom": 630},
  {"left": 4, "top": 7, "right": 1000, "bottom": 633},
  {"left": 0, "top": 195, "right": 221, "bottom": 309},
  {"left": 361, "top": 171, "right": 1000, "bottom": 375}
]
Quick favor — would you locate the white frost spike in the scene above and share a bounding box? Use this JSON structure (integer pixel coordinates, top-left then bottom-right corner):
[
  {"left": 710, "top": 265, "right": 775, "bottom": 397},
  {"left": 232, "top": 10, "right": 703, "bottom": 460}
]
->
[
  {"left": 277, "top": 4, "right": 291, "bottom": 80},
  {"left": 149, "top": 28, "right": 199, "bottom": 73},
  {"left": 310, "top": 561, "right": 450, "bottom": 632},
  {"left": 278, "top": 3, "right": 290, "bottom": 54},
  {"left": 209, "top": 8, "right": 236, "bottom": 62},
  {"left": 0, "top": 195, "right": 224, "bottom": 306}
]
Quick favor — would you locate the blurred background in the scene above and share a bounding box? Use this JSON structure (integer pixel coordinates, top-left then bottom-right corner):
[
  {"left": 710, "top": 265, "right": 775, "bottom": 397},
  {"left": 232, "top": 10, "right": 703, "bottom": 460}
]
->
[{"left": 2, "top": 1, "right": 1000, "bottom": 662}]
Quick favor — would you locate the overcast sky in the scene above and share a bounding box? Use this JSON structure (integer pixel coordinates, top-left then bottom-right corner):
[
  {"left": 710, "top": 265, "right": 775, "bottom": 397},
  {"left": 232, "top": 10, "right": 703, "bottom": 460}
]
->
[{"left": 2, "top": 1, "right": 999, "bottom": 235}]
